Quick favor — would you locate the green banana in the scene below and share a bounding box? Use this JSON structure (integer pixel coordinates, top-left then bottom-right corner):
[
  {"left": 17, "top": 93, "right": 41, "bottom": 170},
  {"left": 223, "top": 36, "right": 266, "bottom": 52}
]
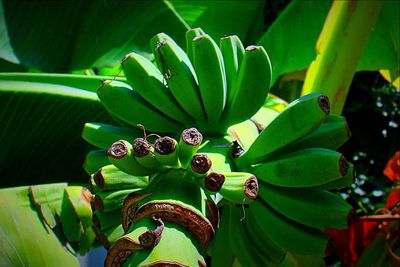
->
[
  {"left": 132, "top": 138, "right": 163, "bottom": 170},
  {"left": 219, "top": 35, "right": 245, "bottom": 106},
  {"left": 92, "top": 188, "right": 141, "bottom": 212},
  {"left": 192, "top": 34, "right": 227, "bottom": 123},
  {"left": 92, "top": 164, "right": 149, "bottom": 191},
  {"left": 107, "top": 140, "right": 156, "bottom": 176},
  {"left": 151, "top": 33, "right": 207, "bottom": 123},
  {"left": 186, "top": 28, "right": 205, "bottom": 62},
  {"left": 249, "top": 148, "right": 351, "bottom": 187},
  {"left": 210, "top": 206, "right": 235, "bottom": 267},
  {"left": 310, "top": 163, "right": 355, "bottom": 190},
  {"left": 285, "top": 114, "right": 352, "bottom": 152},
  {"left": 178, "top": 128, "right": 203, "bottom": 168},
  {"left": 228, "top": 205, "right": 271, "bottom": 267},
  {"left": 249, "top": 199, "right": 329, "bottom": 256},
  {"left": 223, "top": 45, "right": 272, "bottom": 126},
  {"left": 243, "top": 207, "right": 287, "bottom": 264},
  {"left": 122, "top": 52, "right": 193, "bottom": 125},
  {"left": 217, "top": 172, "right": 259, "bottom": 205},
  {"left": 82, "top": 122, "right": 141, "bottom": 150},
  {"left": 258, "top": 182, "right": 352, "bottom": 230},
  {"left": 236, "top": 93, "right": 330, "bottom": 166},
  {"left": 97, "top": 80, "right": 183, "bottom": 133},
  {"left": 153, "top": 136, "right": 180, "bottom": 168},
  {"left": 83, "top": 149, "right": 109, "bottom": 175}
]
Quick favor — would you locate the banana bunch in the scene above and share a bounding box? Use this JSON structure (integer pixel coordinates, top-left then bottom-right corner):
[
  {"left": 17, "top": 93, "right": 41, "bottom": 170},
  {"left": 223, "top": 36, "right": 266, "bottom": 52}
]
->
[{"left": 83, "top": 28, "right": 355, "bottom": 266}]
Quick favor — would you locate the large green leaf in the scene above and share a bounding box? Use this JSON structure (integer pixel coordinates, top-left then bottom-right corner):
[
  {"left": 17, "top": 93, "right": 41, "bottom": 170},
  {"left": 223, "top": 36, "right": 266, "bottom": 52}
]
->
[
  {"left": 0, "top": 78, "right": 114, "bottom": 187},
  {"left": 259, "top": 0, "right": 400, "bottom": 85},
  {"left": 170, "top": 0, "right": 265, "bottom": 45},
  {"left": 0, "top": 0, "right": 188, "bottom": 72},
  {"left": 0, "top": 185, "right": 79, "bottom": 266}
]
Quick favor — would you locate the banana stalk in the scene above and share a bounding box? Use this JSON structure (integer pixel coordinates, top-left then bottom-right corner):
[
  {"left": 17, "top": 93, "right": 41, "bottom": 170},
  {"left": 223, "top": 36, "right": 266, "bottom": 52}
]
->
[{"left": 302, "top": 0, "right": 384, "bottom": 114}]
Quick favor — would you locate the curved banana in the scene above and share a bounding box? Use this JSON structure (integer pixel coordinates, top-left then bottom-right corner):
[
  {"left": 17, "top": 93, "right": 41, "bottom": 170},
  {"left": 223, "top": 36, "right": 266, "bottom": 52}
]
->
[
  {"left": 249, "top": 199, "right": 329, "bottom": 256},
  {"left": 151, "top": 33, "right": 206, "bottom": 123},
  {"left": 223, "top": 45, "right": 272, "bottom": 126},
  {"left": 219, "top": 35, "right": 245, "bottom": 106},
  {"left": 236, "top": 93, "right": 330, "bottom": 166},
  {"left": 83, "top": 149, "right": 109, "bottom": 175},
  {"left": 186, "top": 28, "right": 205, "bottom": 62},
  {"left": 258, "top": 182, "right": 352, "bottom": 230},
  {"left": 249, "top": 148, "right": 351, "bottom": 187},
  {"left": 210, "top": 206, "right": 235, "bottom": 267},
  {"left": 97, "top": 80, "right": 183, "bottom": 133},
  {"left": 192, "top": 34, "right": 227, "bottom": 123},
  {"left": 82, "top": 122, "right": 141, "bottom": 149},
  {"left": 122, "top": 52, "right": 193, "bottom": 125}
]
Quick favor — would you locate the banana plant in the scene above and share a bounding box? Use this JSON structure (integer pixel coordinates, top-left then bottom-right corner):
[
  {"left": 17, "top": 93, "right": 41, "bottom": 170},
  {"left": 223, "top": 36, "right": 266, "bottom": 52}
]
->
[{"left": 77, "top": 29, "right": 354, "bottom": 266}]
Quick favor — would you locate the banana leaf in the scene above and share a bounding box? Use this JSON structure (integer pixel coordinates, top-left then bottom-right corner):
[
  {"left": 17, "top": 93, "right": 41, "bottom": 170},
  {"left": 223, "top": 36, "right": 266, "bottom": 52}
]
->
[
  {"left": 258, "top": 0, "right": 400, "bottom": 85},
  {"left": 0, "top": 78, "right": 115, "bottom": 186},
  {"left": 0, "top": 185, "right": 79, "bottom": 266}
]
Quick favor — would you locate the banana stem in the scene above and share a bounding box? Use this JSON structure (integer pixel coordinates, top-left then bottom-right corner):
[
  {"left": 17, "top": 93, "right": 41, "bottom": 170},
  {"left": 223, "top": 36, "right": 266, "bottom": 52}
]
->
[{"left": 301, "top": 0, "right": 383, "bottom": 114}]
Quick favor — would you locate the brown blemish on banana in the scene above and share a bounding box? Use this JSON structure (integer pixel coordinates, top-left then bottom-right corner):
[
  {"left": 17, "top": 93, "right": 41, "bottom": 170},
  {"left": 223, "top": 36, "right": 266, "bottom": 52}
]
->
[
  {"left": 318, "top": 95, "right": 330, "bottom": 115},
  {"left": 244, "top": 176, "right": 259, "bottom": 200},
  {"left": 191, "top": 154, "right": 212, "bottom": 174},
  {"left": 154, "top": 137, "right": 176, "bottom": 155},
  {"left": 105, "top": 237, "right": 143, "bottom": 267},
  {"left": 204, "top": 172, "right": 225, "bottom": 192},
  {"left": 139, "top": 216, "right": 164, "bottom": 249},
  {"left": 122, "top": 192, "right": 152, "bottom": 233},
  {"left": 134, "top": 201, "right": 215, "bottom": 248},
  {"left": 133, "top": 138, "right": 152, "bottom": 157},
  {"left": 182, "top": 128, "right": 203, "bottom": 146},
  {"left": 344, "top": 118, "right": 352, "bottom": 138},
  {"left": 339, "top": 156, "right": 349, "bottom": 176},
  {"left": 108, "top": 140, "right": 128, "bottom": 159}
]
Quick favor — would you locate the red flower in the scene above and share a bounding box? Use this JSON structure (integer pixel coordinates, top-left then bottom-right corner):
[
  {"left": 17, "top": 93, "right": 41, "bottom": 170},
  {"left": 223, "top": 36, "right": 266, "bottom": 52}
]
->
[
  {"left": 326, "top": 220, "right": 380, "bottom": 267},
  {"left": 384, "top": 151, "right": 400, "bottom": 182}
]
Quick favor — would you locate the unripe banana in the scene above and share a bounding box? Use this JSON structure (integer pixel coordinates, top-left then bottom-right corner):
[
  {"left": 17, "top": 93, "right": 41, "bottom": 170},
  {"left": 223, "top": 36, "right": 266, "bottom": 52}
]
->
[
  {"left": 132, "top": 138, "right": 162, "bottom": 170},
  {"left": 223, "top": 45, "right": 272, "bottom": 126},
  {"left": 153, "top": 136, "right": 179, "bottom": 168},
  {"left": 258, "top": 182, "right": 353, "bottom": 230},
  {"left": 220, "top": 35, "right": 245, "bottom": 106},
  {"left": 83, "top": 149, "right": 109, "bottom": 175},
  {"left": 287, "top": 114, "right": 352, "bottom": 152},
  {"left": 107, "top": 140, "right": 155, "bottom": 176},
  {"left": 92, "top": 188, "right": 141, "bottom": 212},
  {"left": 237, "top": 93, "right": 330, "bottom": 166},
  {"left": 185, "top": 27, "right": 205, "bottom": 62},
  {"left": 189, "top": 153, "right": 212, "bottom": 177},
  {"left": 97, "top": 80, "right": 183, "bottom": 133},
  {"left": 250, "top": 199, "right": 329, "bottom": 256},
  {"left": 218, "top": 172, "right": 259, "bottom": 204},
  {"left": 192, "top": 34, "right": 227, "bottom": 123},
  {"left": 82, "top": 122, "right": 141, "bottom": 150},
  {"left": 249, "top": 148, "right": 351, "bottom": 187},
  {"left": 92, "top": 164, "right": 148, "bottom": 191},
  {"left": 178, "top": 128, "right": 203, "bottom": 168},
  {"left": 151, "top": 33, "right": 207, "bottom": 123},
  {"left": 122, "top": 52, "right": 193, "bottom": 125}
]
